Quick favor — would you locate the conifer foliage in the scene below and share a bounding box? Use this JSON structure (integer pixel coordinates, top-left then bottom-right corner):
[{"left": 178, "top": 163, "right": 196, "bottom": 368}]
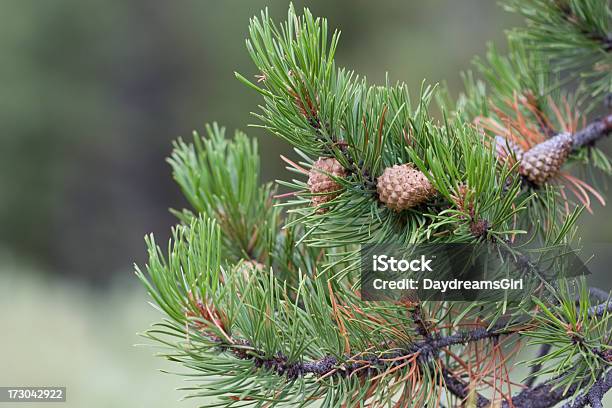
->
[{"left": 138, "top": 1, "right": 612, "bottom": 407}]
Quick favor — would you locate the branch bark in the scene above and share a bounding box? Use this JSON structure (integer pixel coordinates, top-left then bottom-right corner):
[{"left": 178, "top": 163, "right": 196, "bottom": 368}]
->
[
  {"left": 589, "top": 300, "right": 612, "bottom": 317},
  {"left": 572, "top": 113, "right": 612, "bottom": 150},
  {"left": 214, "top": 323, "right": 518, "bottom": 380},
  {"left": 558, "top": 370, "right": 612, "bottom": 408},
  {"left": 502, "top": 377, "right": 580, "bottom": 408}
]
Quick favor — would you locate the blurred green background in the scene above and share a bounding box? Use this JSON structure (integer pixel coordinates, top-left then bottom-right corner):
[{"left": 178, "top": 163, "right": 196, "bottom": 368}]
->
[{"left": 0, "top": 1, "right": 610, "bottom": 407}]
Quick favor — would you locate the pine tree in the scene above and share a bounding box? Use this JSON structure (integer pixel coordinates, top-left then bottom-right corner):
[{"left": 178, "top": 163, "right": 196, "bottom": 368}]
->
[{"left": 137, "top": 2, "right": 612, "bottom": 407}]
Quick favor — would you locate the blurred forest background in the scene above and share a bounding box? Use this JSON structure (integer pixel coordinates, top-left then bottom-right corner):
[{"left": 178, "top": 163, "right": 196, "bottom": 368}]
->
[{"left": 0, "top": 1, "right": 610, "bottom": 407}]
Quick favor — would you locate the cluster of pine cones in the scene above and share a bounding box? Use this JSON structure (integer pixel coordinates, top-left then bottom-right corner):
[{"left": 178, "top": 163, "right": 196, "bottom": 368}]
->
[
  {"left": 307, "top": 132, "right": 573, "bottom": 213},
  {"left": 307, "top": 158, "right": 435, "bottom": 212}
]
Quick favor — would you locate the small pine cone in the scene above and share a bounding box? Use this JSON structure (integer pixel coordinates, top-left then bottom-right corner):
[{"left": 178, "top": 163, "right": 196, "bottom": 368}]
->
[
  {"left": 307, "top": 157, "right": 346, "bottom": 211},
  {"left": 519, "top": 132, "right": 572, "bottom": 185},
  {"left": 494, "top": 135, "right": 524, "bottom": 162},
  {"left": 377, "top": 164, "right": 436, "bottom": 211}
]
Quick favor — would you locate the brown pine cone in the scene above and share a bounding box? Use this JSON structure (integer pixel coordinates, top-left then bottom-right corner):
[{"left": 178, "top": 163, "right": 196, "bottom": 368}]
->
[
  {"left": 307, "top": 157, "right": 346, "bottom": 212},
  {"left": 519, "top": 132, "right": 572, "bottom": 185},
  {"left": 377, "top": 164, "right": 436, "bottom": 211}
]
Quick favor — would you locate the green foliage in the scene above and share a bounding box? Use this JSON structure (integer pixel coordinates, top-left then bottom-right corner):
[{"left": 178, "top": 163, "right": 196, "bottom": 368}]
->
[
  {"left": 137, "top": 216, "right": 427, "bottom": 406},
  {"left": 527, "top": 279, "right": 612, "bottom": 393},
  {"left": 168, "top": 123, "right": 280, "bottom": 264},
  {"left": 137, "top": 217, "right": 222, "bottom": 326},
  {"left": 236, "top": 4, "right": 344, "bottom": 156},
  {"left": 240, "top": 5, "right": 537, "bottom": 251},
  {"left": 454, "top": 39, "right": 555, "bottom": 121},
  {"left": 410, "top": 119, "right": 528, "bottom": 241},
  {"left": 238, "top": 6, "right": 434, "bottom": 178}
]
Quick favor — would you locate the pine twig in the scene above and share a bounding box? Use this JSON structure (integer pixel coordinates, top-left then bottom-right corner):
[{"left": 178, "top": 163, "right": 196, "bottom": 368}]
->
[
  {"left": 502, "top": 375, "right": 581, "bottom": 408},
  {"left": 411, "top": 304, "right": 433, "bottom": 339},
  {"left": 525, "top": 343, "right": 552, "bottom": 388},
  {"left": 589, "top": 300, "right": 612, "bottom": 317},
  {"left": 525, "top": 287, "right": 611, "bottom": 389},
  {"left": 572, "top": 113, "right": 612, "bottom": 150},
  {"left": 558, "top": 370, "right": 612, "bottom": 408},
  {"left": 442, "top": 368, "right": 491, "bottom": 408},
  {"left": 589, "top": 287, "right": 611, "bottom": 302}
]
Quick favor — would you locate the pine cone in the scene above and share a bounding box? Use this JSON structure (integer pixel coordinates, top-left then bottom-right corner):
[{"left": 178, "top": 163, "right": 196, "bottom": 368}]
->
[
  {"left": 519, "top": 132, "right": 572, "bottom": 185},
  {"left": 307, "top": 157, "right": 346, "bottom": 212},
  {"left": 494, "top": 135, "right": 524, "bottom": 162},
  {"left": 377, "top": 164, "right": 436, "bottom": 211}
]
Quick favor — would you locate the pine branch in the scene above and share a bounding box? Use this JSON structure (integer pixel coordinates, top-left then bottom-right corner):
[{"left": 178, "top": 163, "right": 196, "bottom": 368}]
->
[
  {"left": 202, "top": 323, "right": 520, "bottom": 380},
  {"left": 140, "top": 3, "right": 612, "bottom": 407},
  {"left": 192, "top": 318, "right": 610, "bottom": 408}
]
